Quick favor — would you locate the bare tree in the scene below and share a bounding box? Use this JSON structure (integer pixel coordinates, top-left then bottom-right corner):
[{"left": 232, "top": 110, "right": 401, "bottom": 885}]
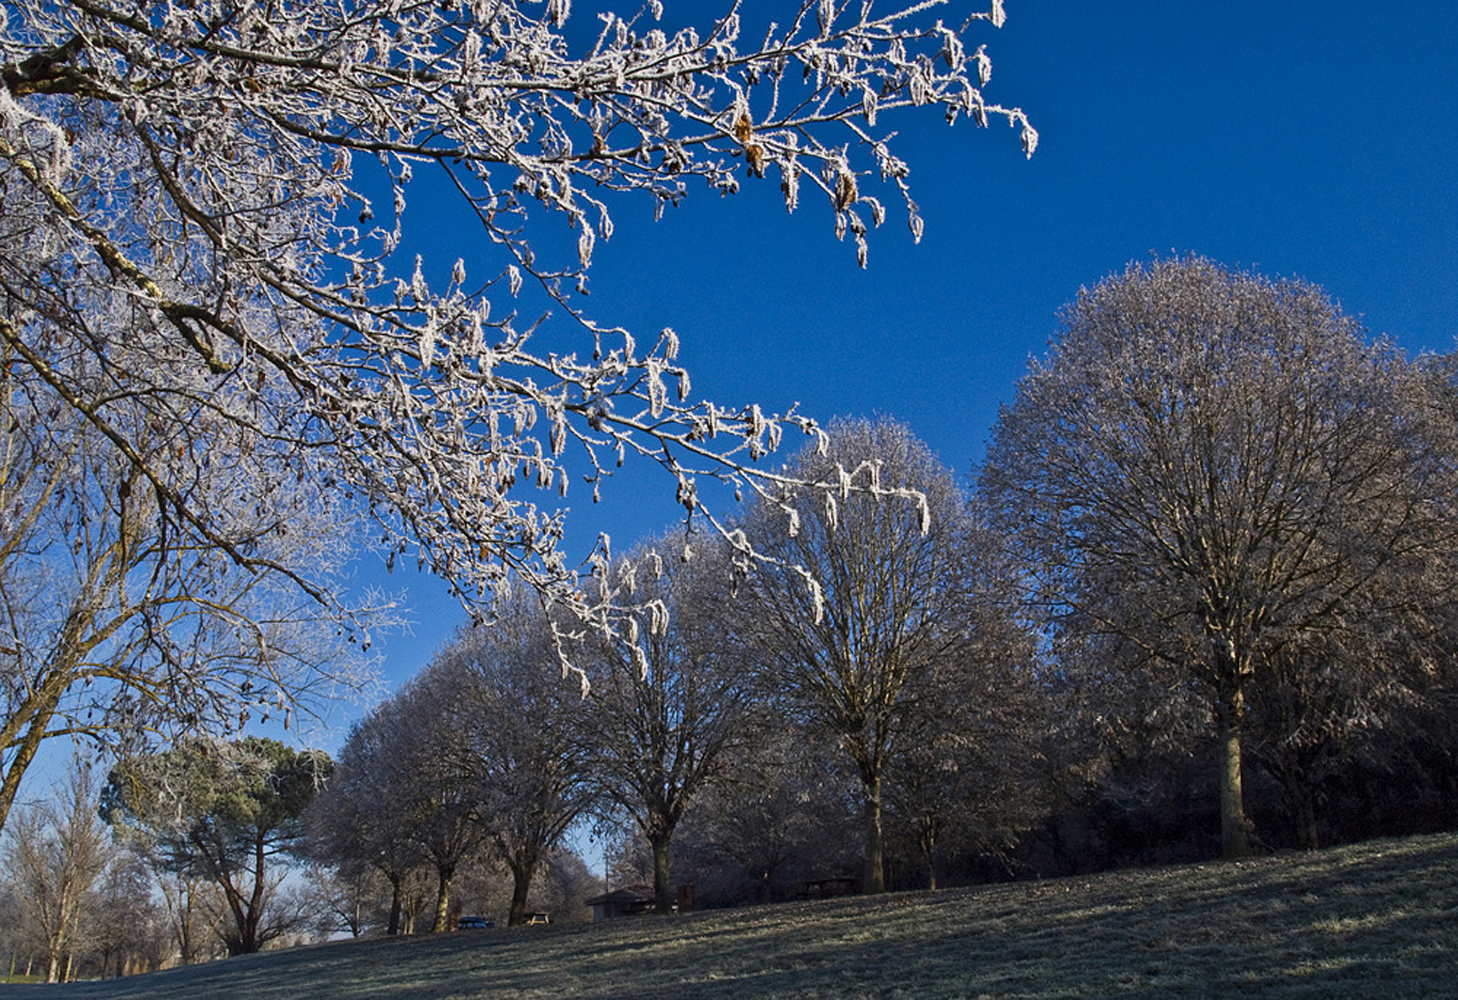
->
[
  {"left": 980, "top": 256, "right": 1458, "bottom": 858},
  {"left": 739, "top": 418, "right": 1022, "bottom": 892},
  {"left": 429, "top": 595, "right": 594, "bottom": 926},
  {"left": 0, "top": 360, "right": 386, "bottom": 838},
  {"left": 305, "top": 699, "right": 429, "bottom": 937},
  {"left": 83, "top": 850, "right": 169, "bottom": 978},
  {"left": 365, "top": 672, "right": 489, "bottom": 934},
  {"left": 149, "top": 867, "right": 226, "bottom": 966},
  {"left": 0, "top": 883, "right": 42, "bottom": 980},
  {"left": 1, "top": 759, "right": 113, "bottom": 983},
  {"left": 578, "top": 536, "right": 758, "bottom": 913},
  {"left": 309, "top": 865, "right": 391, "bottom": 940},
  {"left": 314, "top": 667, "right": 540, "bottom": 936},
  {"left": 884, "top": 632, "right": 1050, "bottom": 889},
  {"left": 1, "top": 0, "right": 1035, "bottom": 650}
]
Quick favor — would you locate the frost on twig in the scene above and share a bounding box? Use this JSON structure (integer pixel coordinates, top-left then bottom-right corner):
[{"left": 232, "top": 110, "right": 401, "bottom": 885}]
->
[{"left": 0, "top": 0, "right": 1032, "bottom": 645}]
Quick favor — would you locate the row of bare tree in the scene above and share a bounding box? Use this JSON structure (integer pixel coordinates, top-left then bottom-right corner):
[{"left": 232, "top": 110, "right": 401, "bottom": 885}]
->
[
  {"left": 2, "top": 736, "right": 352, "bottom": 978},
  {"left": 312, "top": 257, "right": 1458, "bottom": 919},
  {"left": 0, "top": 761, "right": 226, "bottom": 982},
  {"left": 9, "top": 254, "right": 1456, "bottom": 970},
  {"left": 306, "top": 418, "right": 1057, "bottom": 922},
  {"left": 0, "top": 742, "right": 602, "bottom": 979}
]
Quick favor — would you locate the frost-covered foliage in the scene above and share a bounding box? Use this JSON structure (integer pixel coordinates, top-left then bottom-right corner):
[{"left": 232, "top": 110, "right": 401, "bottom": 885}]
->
[
  {"left": 979, "top": 255, "right": 1458, "bottom": 859},
  {"left": 738, "top": 418, "right": 1029, "bottom": 892},
  {"left": 0, "top": 355, "right": 385, "bottom": 840},
  {"left": 0, "top": 1, "right": 1034, "bottom": 643}
]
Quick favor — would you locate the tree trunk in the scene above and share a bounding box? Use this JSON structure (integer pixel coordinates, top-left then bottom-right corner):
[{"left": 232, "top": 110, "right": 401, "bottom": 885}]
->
[
  {"left": 650, "top": 830, "right": 674, "bottom": 914},
  {"left": 918, "top": 815, "right": 938, "bottom": 891},
  {"left": 1218, "top": 688, "right": 1252, "bottom": 859},
  {"left": 0, "top": 712, "right": 51, "bottom": 839},
  {"left": 225, "top": 908, "right": 263, "bottom": 956},
  {"left": 0, "top": 578, "right": 105, "bottom": 833},
  {"left": 236, "top": 907, "right": 262, "bottom": 954},
  {"left": 863, "top": 770, "right": 886, "bottom": 893},
  {"left": 221, "top": 834, "right": 267, "bottom": 955},
  {"left": 430, "top": 870, "right": 452, "bottom": 932},
  {"left": 386, "top": 873, "right": 404, "bottom": 936},
  {"left": 508, "top": 857, "right": 535, "bottom": 927},
  {"left": 1293, "top": 788, "right": 1319, "bottom": 851}
]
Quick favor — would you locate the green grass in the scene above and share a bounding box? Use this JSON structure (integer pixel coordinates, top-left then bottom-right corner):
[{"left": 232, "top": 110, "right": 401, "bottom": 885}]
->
[{"left": 17, "top": 832, "right": 1458, "bottom": 998}]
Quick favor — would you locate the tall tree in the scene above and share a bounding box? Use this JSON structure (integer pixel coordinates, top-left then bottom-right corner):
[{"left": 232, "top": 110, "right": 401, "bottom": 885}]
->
[
  {"left": 0, "top": 359, "right": 383, "bottom": 839},
  {"left": 305, "top": 696, "right": 431, "bottom": 937},
  {"left": 1, "top": 759, "right": 113, "bottom": 982},
  {"left": 739, "top": 418, "right": 1027, "bottom": 892},
  {"left": 1, "top": 0, "right": 1035, "bottom": 643},
  {"left": 102, "top": 736, "right": 331, "bottom": 955},
  {"left": 310, "top": 670, "right": 493, "bottom": 936},
  {"left": 393, "top": 672, "right": 489, "bottom": 934},
  {"left": 980, "top": 256, "right": 1458, "bottom": 858},
  {"left": 578, "top": 537, "right": 757, "bottom": 913},
  {"left": 433, "top": 598, "right": 594, "bottom": 927}
]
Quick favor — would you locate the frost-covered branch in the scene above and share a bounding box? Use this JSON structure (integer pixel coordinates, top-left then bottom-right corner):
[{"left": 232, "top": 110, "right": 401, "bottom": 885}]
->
[{"left": 0, "top": 0, "right": 1034, "bottom": 632}]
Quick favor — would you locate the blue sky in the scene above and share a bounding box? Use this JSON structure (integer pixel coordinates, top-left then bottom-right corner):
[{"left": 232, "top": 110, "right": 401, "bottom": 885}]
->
[{"left": 351, "top": 0, "right": 1458, "bottom": 720}]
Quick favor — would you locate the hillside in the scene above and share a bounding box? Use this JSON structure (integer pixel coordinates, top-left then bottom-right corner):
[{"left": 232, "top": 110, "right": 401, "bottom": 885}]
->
[{"left": 12, "top": 832, "right": 1457, "bottom": 999}]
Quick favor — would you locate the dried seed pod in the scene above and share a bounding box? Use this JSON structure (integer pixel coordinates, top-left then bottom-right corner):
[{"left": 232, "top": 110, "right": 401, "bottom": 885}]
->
[
  {"left": 733, "top": 111, "right": 753, "bottom": 144},
  {"left": 746, "top": 143, "right": 766, "bottom": 177}
]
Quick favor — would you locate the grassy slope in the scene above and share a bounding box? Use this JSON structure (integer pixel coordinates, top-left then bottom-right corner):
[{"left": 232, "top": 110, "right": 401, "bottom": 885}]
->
[{"left": 14, "top": 832, "right": 1458, "bottom": 999}]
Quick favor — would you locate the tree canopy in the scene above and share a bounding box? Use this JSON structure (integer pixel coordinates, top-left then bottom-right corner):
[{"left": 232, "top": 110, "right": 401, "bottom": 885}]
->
[
  {"left": 102, "top": 736, "right": 331, "bottom": 954},
  {"left": 741, "top": 417, "right": 1035, "bottom": 891},
  {"left": 980, "top": 256, "right": 1458, "bottom": 858}
]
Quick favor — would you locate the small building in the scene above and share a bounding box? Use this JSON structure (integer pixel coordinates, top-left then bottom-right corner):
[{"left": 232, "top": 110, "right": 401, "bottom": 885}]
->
[{"left": 584, "top": 884, "right": 659, "bottom": 922}]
